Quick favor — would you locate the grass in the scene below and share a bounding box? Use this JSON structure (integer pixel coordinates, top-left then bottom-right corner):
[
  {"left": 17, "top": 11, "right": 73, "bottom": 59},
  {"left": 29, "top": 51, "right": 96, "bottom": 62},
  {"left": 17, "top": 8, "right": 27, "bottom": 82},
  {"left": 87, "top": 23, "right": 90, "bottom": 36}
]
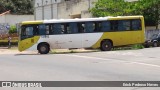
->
[
  {"left": 112, "top": 44, "right": 144, "bottom": 51},
  {"left": 132, "top": 44, "right": 144, "bottom": 49}
]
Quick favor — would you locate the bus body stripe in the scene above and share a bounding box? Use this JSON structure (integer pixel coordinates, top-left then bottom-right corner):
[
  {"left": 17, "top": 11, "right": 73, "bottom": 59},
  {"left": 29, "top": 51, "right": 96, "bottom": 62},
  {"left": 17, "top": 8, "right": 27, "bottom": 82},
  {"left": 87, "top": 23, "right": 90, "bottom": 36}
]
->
[{"left": 18, "top": 36, "right": 40, "bottom": 52}]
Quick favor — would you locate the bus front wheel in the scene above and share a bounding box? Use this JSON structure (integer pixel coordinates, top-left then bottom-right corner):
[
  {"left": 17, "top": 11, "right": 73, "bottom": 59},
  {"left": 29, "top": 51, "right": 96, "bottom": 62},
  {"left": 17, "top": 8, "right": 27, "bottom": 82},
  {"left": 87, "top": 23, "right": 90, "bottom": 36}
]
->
[
  {"left": 100, "top": 40, "right": 112, "bottom": 51},
  {"left": 38, "top": 44, "right": 50, "bottom": 54}
]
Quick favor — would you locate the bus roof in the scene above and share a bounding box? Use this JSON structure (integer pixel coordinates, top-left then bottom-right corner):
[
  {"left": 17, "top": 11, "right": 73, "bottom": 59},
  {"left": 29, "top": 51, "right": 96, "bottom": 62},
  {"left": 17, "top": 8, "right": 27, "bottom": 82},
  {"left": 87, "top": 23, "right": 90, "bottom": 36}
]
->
[{"left": 21, "top": 16, "right": 143, "bottom": 25}]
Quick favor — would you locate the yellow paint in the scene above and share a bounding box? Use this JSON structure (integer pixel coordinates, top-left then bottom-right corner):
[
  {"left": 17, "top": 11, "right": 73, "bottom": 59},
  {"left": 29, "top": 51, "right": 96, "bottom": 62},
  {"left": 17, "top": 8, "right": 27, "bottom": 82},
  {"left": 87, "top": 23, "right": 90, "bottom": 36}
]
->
[
  {"left": 92, "top": 16, "right": 145, "bottom": 48},
  {"left": 21, "top": 21, "right": 43, "bottom": 25},
  {"left": 18, "top": 36, "right": 40, "bottom": 52}
]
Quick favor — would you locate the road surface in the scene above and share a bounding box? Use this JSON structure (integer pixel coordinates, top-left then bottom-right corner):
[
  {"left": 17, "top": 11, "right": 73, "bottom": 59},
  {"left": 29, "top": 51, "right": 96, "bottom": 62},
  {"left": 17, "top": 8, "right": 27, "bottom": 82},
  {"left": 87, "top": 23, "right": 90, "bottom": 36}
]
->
[{"left": 0, "top": 47, "right": 160, "bottom": 90}]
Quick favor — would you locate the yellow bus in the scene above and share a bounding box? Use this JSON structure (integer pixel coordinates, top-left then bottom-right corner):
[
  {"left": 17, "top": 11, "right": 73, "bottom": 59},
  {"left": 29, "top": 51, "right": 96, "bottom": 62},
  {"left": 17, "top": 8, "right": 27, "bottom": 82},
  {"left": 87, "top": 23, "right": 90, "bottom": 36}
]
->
[{"left": 18, "top": 16, "right": 145, "bottom": 54}]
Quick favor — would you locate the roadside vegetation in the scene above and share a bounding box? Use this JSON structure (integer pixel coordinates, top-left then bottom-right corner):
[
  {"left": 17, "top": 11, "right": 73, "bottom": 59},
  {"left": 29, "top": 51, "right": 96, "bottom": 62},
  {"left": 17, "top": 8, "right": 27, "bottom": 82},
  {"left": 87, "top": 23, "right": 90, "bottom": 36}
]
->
[
  {"left": 90, "top": 0, "right": 159, "bottom": 28},
  {"left": 0, "top": 34, "right": 18, "bottom": 47},
  {"left": 0, "top": 25, "right": 18, "bottom": 47},
  {"left": 0, "top": 0, "right": 33, "bottom": 14}
]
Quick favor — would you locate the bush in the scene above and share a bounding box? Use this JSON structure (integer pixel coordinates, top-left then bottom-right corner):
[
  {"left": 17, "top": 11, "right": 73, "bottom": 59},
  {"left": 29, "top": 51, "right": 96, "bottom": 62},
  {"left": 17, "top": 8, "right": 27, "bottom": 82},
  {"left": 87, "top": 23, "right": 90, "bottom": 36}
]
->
[
  {"left": 9, "top": 25, "right": 17, "bottom": 34},
  {"left": 132, "top": 44, "right": 144, "bottom": 49}
]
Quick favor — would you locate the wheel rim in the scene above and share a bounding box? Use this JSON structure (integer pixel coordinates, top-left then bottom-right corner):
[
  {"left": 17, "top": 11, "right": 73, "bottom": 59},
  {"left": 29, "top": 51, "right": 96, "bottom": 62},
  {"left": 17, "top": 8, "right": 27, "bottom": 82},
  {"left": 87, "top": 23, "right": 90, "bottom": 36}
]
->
[{"left": 105, "top": 45, "right": 109, "bottom": 48}]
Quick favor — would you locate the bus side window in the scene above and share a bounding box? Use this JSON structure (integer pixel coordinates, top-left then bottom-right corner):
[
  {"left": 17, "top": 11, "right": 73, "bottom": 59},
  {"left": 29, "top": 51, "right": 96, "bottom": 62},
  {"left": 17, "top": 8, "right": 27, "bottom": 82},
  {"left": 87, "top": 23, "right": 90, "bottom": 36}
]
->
[
  {"left": 50, "top": 24, "right": 54, "bottom": 35},
  {"left": 118, "top": 20, "right": 131, "bottom": 31},
  {"left": 34, "top": 25, "right": 39, "bottom": 35},
  {"left": 85, "top": 22, "right": 94, "bottom": 33},
  {"left": 94, "top": 22, "right": 100, "bottom": 32},
  {"left": 132, "top": 20, "right": 142, "bottom": 30},
  {"left": 66, "top": 24, "right": 70, "bottom": 34},
  {"left": 111, "top": 21, "right": 118, "bottom": 31},
  {"left": 78, "top": 23, "right": 85, "bottom": 33},
  {"left": 53, "top": 23, "right": 61, "bottom": 34},
  {"left": 38, "top": 24, "right": 46, "bottom": 35},
  {"left": 59, "top": 23, "right": 74, "bottom": 34},
  {"left": 69, "top": 22, "right": 78, "bottom": 34},
  {"left": 100, "top": 21, "right": 111, "bottom": 32},
  {"left": 21, "top": 26, "right": 26, "bottom": 36},
  {"left": 46, "top": 25, "right": 50, "bottom": 35},
  {"left": 60, "top": 24, "right": 65, "bottom": 34}
]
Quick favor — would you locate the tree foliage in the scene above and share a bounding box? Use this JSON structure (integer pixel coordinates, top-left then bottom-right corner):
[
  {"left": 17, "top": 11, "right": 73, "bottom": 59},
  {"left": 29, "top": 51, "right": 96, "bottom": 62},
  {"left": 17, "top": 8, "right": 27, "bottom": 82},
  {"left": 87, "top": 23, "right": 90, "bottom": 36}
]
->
[
  {"left": 0, "top": 0, "right": 34, "bottom": 14},
  {"left": 90, "top": 0, "right": 160, "bottom": 27}
]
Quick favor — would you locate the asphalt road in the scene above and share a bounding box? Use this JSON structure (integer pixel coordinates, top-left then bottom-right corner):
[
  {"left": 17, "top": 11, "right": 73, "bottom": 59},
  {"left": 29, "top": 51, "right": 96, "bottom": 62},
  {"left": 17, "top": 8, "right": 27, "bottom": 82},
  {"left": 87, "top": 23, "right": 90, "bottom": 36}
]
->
[{"left": 0, "top": 47, "right": 160, "bottom": 90}]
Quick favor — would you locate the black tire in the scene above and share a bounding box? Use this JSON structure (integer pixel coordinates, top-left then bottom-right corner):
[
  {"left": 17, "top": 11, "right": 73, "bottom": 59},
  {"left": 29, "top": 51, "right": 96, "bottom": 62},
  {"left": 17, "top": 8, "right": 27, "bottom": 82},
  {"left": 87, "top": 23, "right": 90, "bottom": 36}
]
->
[
  {"left": 153, "top": 42, "right": 158, "bottom": 47},
  {"left": 38, "top": 44, "right": 50, "bottom": 54},
  {"left": 100, "top": 40, "right": 112, "bottom": 51}
]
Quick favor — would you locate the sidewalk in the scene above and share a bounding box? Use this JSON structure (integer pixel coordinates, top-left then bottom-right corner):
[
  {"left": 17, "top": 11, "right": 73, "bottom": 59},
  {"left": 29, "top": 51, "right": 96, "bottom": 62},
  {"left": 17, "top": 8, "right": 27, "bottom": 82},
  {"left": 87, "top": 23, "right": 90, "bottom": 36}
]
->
[
  {"left": 0, "top": 47, "right": 9, "bottom": 49},
  {"left": 0, "top": 47, "right": 36, "bottom": 55}
]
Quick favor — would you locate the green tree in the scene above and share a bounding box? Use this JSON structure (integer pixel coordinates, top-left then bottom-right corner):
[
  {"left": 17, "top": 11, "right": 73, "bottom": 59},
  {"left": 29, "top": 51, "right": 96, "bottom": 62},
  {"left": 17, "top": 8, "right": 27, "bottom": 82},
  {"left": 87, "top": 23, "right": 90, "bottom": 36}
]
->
[
  {"left": 0, "top": 0, "right": 34, "bottom": 14},
  {"left": 90, "top": 0, "right": 160, "bottom": 28},
  {"left": 90, "top": 0, "right": 129, "bottom": 17},
  {"left": 128, "top": 0, "right": 160, "bottom": 27}
]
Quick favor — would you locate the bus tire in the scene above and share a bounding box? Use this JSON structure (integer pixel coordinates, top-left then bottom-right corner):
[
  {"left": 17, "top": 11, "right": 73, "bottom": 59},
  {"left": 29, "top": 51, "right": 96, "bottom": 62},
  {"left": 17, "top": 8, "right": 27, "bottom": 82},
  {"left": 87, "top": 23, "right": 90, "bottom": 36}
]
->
[
  {"left": 38, "top": 44, "right": 50, "bottom": 54},
  {"left": 100, "top": 40, "right": 112, "bottom": 51}
]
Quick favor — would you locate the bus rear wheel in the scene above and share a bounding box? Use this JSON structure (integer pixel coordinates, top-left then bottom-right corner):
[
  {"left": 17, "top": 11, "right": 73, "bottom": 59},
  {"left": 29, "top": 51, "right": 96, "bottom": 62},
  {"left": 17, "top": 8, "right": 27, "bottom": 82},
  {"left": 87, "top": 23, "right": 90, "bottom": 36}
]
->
[
  {"left": 38, "top": 44, "right": 50, "bottom": 54},
  {"left": 100, "top": 40, "right": 112, "bottom": 51}
]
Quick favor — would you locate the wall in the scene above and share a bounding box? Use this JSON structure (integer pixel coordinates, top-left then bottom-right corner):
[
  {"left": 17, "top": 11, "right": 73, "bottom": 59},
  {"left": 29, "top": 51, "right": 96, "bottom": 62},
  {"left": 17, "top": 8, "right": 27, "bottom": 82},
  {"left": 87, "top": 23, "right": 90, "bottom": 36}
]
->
[
  {"left": 0, "top": 14, "right": 34, "bottom": 34},
  {"left": 5, "top": 15, "right": 34, "bottom": 25},
  {"left": 58, "top": 0, "right": 96, "bottom": 19},
  {"left": 145, "top": 29, "right": 160, "bottom": 40},
  {"left": 35, "top": 0, "right": 62, "bottom": 20},
  {"left": 0, "top": 15, "right": 5, "bottom": 23},
  {"left": 35, "top": 0, "right": 98, "bottom": 20},
  {"left": 0, "top": 14, "right": 34, "bottom": 25},
  {"left": 35, "top": 0, "right": 142, "bottom": 20}
]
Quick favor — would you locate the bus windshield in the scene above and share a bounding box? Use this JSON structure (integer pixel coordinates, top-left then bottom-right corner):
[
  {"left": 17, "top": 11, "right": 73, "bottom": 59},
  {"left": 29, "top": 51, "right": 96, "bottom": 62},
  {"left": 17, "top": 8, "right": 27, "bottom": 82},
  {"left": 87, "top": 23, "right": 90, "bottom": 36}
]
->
[{"left": 21, "top": 25, "right": 34, "bottom": 39}]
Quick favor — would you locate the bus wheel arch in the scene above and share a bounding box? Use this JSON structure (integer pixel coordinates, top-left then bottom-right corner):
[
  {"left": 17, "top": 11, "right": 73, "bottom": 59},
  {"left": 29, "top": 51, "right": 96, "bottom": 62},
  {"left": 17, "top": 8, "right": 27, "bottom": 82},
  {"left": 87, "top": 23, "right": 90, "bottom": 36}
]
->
[
  {"left": 37, "top": 42, "right": 50, "bottom": 54},
  {"left": 100, "top": 39, "right": 113, "bottom": 51}
]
